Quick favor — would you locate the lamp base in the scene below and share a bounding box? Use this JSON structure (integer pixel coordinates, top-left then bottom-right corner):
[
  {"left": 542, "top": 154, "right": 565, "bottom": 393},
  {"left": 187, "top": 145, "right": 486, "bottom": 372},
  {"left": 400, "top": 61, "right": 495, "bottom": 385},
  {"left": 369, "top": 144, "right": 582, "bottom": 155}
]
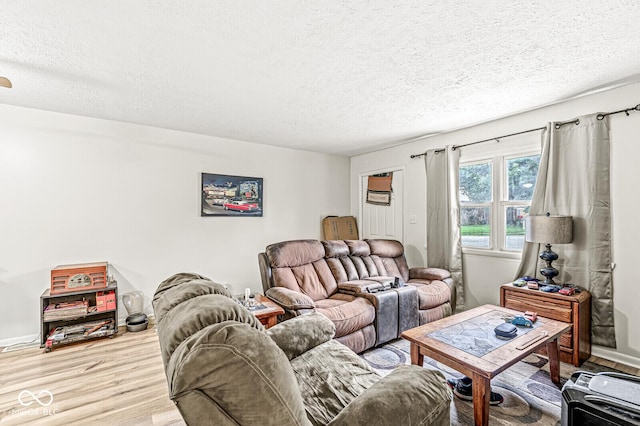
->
[
  {"left": 539, "top": 244, "right": 559, "bottom": 286},
  {"left": 539, "top": 275, "right": 558, "bottom": 286}
]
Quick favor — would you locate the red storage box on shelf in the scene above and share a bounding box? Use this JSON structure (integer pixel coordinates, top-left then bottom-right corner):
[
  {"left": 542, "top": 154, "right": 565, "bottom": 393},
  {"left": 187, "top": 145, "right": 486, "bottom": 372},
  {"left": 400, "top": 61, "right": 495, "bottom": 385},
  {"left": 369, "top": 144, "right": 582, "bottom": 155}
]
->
[
  {"left": 96, "top": 290, "right": 116, "bottom": 312},
  {"left": 106, "top": 291, "right": 116, "bottom": 310}
]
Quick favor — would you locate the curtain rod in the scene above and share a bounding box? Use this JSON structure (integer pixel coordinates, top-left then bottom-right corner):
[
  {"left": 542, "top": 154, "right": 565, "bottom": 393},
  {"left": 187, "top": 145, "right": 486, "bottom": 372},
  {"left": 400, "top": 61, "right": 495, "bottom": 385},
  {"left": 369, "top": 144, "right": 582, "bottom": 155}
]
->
[{"left": 409, "top": 102, "right": 640, "bottom": 159}]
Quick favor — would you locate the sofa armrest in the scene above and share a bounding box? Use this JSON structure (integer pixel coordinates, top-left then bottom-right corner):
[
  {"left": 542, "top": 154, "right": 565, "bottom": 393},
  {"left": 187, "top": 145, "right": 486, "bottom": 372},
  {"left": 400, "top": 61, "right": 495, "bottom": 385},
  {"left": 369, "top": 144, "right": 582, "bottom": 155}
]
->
[
  {"left": 338, "top": 277, "right": 396, "bottom": 296},
  {"left": 265, "top": 287, "right": 316, "bottom": 310},
  {"left": 338, "top": 281, "right": 378, "bottom": 295},
  {"left": 409, "top": 267, "right": 451, "bottom": 281},
  {"left": 267, "top": 312, "right": 336, "bottom": 360},
  {"left": 328, "top": 365, "right": 452, "bottom": 426}
]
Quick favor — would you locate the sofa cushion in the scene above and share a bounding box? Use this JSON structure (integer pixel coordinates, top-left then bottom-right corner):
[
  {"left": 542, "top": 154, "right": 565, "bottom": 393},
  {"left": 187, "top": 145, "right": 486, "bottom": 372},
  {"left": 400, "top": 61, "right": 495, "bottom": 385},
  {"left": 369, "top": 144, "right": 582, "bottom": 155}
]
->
[
  {"left": 410, "top": 267, "right": 451, "bottom": 281},
  {"left": 366, "top": 239, "right": 404, "bottom": 258},
  {"left": 265, "top": 287, "right": 316, "bottom": 310},
  {"left": 272, "top": 261, "right": 338, "bottom": 300},
  {"left": 417, "top": 303, "right": 452, "bottom": 325},
  {"left": 323, "top": 240, "right": 350, "bottom": 257},
  {"left": 410, "top": 280, "right": 452, "bottom": 310},
  {"left": 267, "top": 312, "right": 336, "bottom": 360},
  {"left": 291, "top": 339, "right": 380, "bottom": 426},
  {"left": 335, "top": 325, "right": 376, "bottom": 355},
  {"left": 315, "top": 294, "right": 375, "bottom": 338},
  {"left": 327, "top": 257, "right": 382, "bottom": 282},
  {"left": 345, "top": 239, "right": 371, "bottom": 256},
  {"left": 268, "top": 240, "right": 339, "bottom": 299},
  {"left": 167, "top": 321, "right": 312, "bottom": 426},
  {"left": 325, "top": 242, "right": 386, "bottom": 282},
  {"left": 378, "top": 256, "right": 410, "bottom": 282},
  {"left": 266, "top": 239, "right": 325, "bottom": 268},
  {"left": 366, "top": 239, "right": 411, "bottom": 281},
  {"left": 327, "top": 365, "right": 452, "bottom": 426}
]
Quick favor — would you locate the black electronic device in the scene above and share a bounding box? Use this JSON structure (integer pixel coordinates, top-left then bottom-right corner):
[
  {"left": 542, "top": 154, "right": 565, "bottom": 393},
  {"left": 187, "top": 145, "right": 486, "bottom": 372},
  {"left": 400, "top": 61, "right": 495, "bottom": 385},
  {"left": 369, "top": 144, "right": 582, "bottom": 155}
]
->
[{"left": 562, "top": 371, "right": 640, "bottom": 425}]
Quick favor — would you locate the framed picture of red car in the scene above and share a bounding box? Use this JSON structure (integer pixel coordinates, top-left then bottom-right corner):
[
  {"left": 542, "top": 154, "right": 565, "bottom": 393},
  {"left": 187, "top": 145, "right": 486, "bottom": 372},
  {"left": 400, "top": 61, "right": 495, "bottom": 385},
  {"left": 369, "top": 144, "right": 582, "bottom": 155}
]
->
[{"left": 201, "top": 173, "right": 263, "bottom": 217}]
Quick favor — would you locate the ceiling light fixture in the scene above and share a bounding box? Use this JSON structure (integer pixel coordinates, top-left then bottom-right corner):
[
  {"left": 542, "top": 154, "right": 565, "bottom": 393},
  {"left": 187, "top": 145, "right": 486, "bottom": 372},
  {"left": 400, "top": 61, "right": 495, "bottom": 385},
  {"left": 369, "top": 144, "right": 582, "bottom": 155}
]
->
[{"left": 0, "top": 77, "right": 12, "bottom": 88}]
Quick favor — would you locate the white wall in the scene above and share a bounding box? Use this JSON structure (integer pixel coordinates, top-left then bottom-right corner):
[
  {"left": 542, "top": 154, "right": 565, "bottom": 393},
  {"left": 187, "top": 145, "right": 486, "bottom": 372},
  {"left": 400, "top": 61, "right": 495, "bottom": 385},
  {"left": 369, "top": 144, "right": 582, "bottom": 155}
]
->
[
  {"left": 0, "top": 105, "right": 350, "bottom": 342},
  {"left": 351, "top": 82, "right": 640, "bottom": 368}
]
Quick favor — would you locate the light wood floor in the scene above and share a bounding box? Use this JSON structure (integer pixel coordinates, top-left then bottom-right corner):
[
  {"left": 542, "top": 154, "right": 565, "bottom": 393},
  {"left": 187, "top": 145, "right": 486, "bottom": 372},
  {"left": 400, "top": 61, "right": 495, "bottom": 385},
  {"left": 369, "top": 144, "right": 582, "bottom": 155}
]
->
[
  {"left": 0, "top": 326, "right": 184, "bottom": 426},
  {"left": 2, "top": 325, "right": 639, "bottom": 426}
]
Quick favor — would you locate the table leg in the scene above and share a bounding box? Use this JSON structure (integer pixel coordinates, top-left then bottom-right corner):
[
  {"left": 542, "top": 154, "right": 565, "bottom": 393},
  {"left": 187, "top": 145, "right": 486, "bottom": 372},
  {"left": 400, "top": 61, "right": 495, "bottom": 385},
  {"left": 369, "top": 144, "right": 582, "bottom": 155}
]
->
[
  {"left": 265, "top": 316, "right": 278, "bottom": 329},
  {"left": 472, "top": 373, "right": 490, "bottom": 426},
  {"left": 547, "top": 338, "right": 561, "bottom": 385},
  {"left": 410, "top": 343, "right": 424, "bottom": 366}
]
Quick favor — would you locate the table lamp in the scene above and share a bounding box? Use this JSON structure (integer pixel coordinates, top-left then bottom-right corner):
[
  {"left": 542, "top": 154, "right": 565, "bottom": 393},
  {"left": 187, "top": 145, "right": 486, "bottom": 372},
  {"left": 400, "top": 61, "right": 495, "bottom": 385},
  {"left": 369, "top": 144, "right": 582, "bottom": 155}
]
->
[{"left": 525, "top": 213, "right": 573, "bottom": 285}]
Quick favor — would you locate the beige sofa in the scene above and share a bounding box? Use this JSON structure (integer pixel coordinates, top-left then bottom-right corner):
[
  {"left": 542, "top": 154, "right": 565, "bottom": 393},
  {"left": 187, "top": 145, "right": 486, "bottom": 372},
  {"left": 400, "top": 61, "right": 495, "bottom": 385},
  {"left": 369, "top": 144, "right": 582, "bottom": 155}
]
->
[
  {"left": 153, "top": 272, "right": 452, "bottom": 426},
  {"left": 258, "top": 239, "right": 455, "bottom": 353}
]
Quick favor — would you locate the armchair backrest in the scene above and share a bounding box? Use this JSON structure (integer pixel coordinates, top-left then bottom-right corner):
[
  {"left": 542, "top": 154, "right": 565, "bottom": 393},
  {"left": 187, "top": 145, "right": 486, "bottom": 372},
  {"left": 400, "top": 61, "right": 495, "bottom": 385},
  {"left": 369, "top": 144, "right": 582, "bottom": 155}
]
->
[
  {"left": 153, "top": 273, "right": 311, "bottom": 426},
  {"left": 324, "top": 239, "right": 387, "bottom": 281},
  {"left": 263, "top": 239, "right": 338, "bottom": 301},
  {"left": 366, "top": 239, "right": 411, "bottom": 282}
]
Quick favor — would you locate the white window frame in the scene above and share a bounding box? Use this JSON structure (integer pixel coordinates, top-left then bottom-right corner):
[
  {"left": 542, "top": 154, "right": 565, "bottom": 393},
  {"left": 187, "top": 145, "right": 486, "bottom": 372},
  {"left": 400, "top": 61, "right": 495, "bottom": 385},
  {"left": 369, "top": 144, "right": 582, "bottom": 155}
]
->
[
  {"left": 459, "top": 159, "right": 494, "bottom": 249},
  {"left": 460, "top": 149, "right": 541, "bottom": 258}
]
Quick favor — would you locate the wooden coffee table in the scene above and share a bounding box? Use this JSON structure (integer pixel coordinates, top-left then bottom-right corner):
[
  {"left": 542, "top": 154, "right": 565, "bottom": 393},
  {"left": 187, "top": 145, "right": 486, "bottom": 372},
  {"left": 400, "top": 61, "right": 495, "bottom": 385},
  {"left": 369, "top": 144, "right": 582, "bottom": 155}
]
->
[{"left": 401, "top": 304, "right": 571, "bottom": 426}]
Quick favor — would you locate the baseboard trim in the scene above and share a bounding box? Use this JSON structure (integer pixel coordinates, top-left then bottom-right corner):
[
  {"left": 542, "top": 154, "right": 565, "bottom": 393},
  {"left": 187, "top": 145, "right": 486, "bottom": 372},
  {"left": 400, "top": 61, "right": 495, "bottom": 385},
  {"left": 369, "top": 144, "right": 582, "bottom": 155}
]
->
[
  {"left": 0, "top": 333, "right": 40, "bottom": 349},
  {"left": 592, "top": 345, "right": 640, "bottom": 370}
]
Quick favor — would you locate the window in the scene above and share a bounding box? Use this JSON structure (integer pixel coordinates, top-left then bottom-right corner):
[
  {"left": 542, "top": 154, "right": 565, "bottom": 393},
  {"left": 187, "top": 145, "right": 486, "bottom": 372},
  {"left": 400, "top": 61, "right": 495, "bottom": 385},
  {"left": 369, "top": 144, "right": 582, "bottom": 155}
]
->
[
  {"left": 459, "top": 161, "right": 492, "bottom": 249},
  {"left": 459, "top": 153, "right": 540, "bottom": 252}
]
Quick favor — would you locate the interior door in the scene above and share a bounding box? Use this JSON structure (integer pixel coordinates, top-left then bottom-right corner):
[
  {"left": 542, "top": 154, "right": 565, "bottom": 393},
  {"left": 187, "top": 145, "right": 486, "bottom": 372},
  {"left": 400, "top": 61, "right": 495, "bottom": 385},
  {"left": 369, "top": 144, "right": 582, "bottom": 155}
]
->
[{"left": 360, "top": 170, "right": 404, "bottom": 242}]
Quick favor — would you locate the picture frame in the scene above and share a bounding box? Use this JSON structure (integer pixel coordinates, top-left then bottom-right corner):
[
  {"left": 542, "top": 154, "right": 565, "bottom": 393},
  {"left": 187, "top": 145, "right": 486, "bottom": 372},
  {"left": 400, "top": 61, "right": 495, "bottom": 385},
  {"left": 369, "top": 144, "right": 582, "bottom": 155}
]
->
[
  {"left": 201, "top": 173, "right": 263, "bottom": 217},
  {"left": 366, "top": 190, "right": 391, "bottom": 206}
]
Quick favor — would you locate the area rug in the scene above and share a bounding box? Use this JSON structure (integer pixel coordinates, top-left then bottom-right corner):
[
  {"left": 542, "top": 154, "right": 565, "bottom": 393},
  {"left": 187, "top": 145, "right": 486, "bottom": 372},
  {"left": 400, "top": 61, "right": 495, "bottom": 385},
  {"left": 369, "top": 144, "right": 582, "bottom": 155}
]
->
[{"left": 361, "top": 339, "right": 615, "bottom": 426}]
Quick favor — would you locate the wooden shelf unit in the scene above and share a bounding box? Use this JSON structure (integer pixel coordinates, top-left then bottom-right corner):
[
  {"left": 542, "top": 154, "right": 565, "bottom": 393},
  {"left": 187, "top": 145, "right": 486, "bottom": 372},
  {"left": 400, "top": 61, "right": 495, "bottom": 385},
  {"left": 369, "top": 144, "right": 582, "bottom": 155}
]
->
[
  {"left": 500, "top": 283, "right": 591, "bottom": 366},
  {"left": 40, "top": 284, "right": 118, "bottom": 351}
]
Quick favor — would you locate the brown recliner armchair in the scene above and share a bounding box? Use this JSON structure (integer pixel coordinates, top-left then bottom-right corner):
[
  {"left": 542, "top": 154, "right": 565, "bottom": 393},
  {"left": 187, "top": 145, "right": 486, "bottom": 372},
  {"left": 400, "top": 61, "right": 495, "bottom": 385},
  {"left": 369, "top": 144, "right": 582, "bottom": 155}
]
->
[{"left": 153, "top": 272, "right": 452, "bottom": 426}]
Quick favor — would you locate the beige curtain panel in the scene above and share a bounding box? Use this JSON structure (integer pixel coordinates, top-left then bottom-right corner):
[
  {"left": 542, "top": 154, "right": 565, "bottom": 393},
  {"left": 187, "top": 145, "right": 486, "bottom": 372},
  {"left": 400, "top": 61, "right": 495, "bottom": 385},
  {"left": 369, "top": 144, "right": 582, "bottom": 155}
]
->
[
  {"left": 516, "top": 114, "right": 616, "bottom": 348},
  {"left": 425, "top": 148, "right": 464, "bottom": 312}
]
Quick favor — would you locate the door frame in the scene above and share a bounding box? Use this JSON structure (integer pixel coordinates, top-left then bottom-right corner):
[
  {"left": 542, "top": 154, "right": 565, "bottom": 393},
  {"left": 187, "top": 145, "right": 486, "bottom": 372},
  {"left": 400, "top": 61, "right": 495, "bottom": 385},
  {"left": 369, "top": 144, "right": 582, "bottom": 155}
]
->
[{"left": 358, "top": 165, "right": 406, "bottom": 243}]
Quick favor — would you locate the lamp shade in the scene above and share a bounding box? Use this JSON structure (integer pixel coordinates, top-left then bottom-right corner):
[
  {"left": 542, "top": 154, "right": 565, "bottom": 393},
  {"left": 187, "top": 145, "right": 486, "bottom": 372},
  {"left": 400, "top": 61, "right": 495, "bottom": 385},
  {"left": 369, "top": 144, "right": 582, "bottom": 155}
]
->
[{"left": 525, "top": 215, "right": 573, "bottom": 244}]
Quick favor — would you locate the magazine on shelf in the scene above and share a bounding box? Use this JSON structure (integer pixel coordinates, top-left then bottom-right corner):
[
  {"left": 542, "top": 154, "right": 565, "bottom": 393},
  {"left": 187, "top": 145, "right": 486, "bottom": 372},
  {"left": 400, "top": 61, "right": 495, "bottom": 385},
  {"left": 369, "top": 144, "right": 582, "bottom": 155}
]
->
[{"left": 43, "top": 300, "right": 89, "bottom": 320}]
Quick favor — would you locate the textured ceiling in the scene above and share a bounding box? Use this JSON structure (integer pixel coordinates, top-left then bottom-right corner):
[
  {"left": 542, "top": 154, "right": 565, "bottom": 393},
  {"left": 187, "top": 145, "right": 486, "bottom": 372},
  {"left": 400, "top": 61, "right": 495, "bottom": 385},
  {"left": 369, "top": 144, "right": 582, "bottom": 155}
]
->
[{"left": 1, "top": 1, "right": 640, "bottom": 156}]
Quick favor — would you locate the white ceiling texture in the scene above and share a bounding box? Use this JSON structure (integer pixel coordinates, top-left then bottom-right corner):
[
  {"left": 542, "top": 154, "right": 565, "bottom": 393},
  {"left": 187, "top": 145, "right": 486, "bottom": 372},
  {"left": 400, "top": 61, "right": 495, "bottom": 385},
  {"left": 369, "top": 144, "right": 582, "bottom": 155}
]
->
[{"left": 1, "top": 1, "right": 640, "bottom": 156}]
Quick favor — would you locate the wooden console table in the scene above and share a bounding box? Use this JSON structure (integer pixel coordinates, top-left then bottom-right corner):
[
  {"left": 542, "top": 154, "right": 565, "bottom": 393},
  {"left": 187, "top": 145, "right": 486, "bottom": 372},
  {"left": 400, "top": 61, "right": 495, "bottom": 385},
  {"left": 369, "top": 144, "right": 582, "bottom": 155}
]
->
[{"left": 500, "top": 283, "right": 591, "bottom": 366}]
